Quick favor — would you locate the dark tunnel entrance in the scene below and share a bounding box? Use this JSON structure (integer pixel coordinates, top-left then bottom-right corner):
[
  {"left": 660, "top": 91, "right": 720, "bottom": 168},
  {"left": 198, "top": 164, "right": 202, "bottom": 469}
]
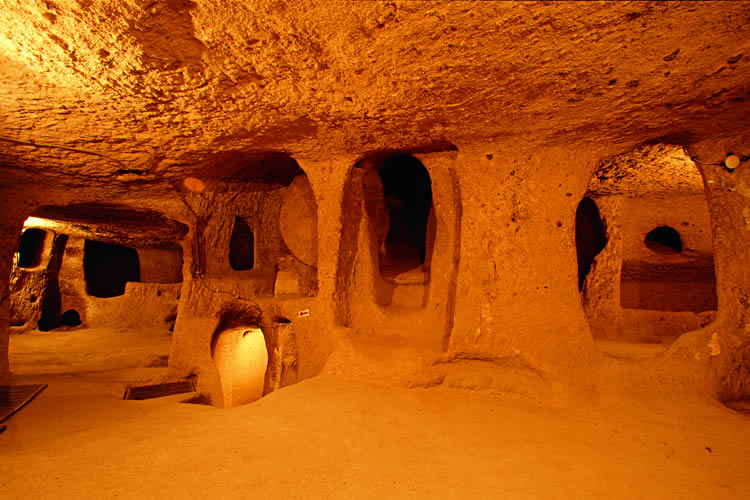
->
[
  {"left": 229, "top": 217, "right": 255, "bottom": 271},
  {"left": 84, "top": 240, "right": 140, "bottom": 298},
  {"left": 378, "top": 155, "right": 433, "bottom": 276},
  {"left": 575, "top": 197, "right": 607, "bottom": 291}
]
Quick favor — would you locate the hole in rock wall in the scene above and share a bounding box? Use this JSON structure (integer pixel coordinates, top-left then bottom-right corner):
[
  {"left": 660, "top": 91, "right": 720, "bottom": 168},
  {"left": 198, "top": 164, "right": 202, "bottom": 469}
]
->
[
  {"left": 61, "top": 309, "right": 82, "bottom": 326},
  {"left": 37, "top": 284, "right": 62, "bottom": 332},
  {"left": 575, "top": 197, "right": 607, "bottom": 291},
  {"left": 644, "top": 226, "right": 682, "bottom": 254},
  {"left": 16, "top": 228, "right": 47, "bottom": 268},
  {"left": 84, "top": 240, "right": 140, "bottom": 298},
  {"left": 378, "top": 155, "right": 433, "bottom": 276},
  {"left": 229, "top": 217, "right": 254, "bottom": 271}
]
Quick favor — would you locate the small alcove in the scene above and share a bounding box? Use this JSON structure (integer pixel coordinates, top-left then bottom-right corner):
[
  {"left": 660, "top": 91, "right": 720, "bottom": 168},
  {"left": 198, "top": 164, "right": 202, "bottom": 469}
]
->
[
  {"left": 61, "top": 309, "right": 82, "bottom": 327},
  {"left": 644, "top": 226, "right": 682, "bottom": 254},
  {"left": 229, "top": 217, "right": 255, "bottom": 271}
]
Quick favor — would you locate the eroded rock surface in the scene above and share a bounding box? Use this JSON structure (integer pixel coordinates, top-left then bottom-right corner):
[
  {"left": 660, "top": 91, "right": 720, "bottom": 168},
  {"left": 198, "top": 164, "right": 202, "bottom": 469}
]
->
[{"left": 1, "top": 2, "right": 749, "bottom": 404}]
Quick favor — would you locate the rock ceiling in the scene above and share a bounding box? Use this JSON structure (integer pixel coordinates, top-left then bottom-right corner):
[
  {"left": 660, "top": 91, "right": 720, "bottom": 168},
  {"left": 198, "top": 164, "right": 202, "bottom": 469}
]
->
[
  {"left": 26, "top": 202, "right": 188, "bottom": 247},
  {"left": 587, "top": 143, "right": 705, "bottom": 197},
  {"left": 1, "top": 1, "right": 749, "bottom": 192}
]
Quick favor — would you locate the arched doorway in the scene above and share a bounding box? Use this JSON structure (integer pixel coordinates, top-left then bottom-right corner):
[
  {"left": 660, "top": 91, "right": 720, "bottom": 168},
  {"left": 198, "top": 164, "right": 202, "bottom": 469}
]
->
[
  {"left": 378, "top": 155, "right": 434, "bottom": 278},
  {"left": 582, "top": 144, "right": 717, "bottom": 358}
]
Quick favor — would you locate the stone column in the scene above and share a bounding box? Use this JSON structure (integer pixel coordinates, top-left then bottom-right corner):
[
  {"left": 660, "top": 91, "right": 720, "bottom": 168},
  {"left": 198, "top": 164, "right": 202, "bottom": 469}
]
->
[
  {"left": 448, "top": 145, "right": 604, "bottom": 375},
  {"left": 0, "top": 191, "right": 33, "bottom": 383},
  {"left": 582, "top": 196, "right": 624, "bottom": 340},
  {"left": 671, "top": 135, "right": 750, "bottom": 400}
]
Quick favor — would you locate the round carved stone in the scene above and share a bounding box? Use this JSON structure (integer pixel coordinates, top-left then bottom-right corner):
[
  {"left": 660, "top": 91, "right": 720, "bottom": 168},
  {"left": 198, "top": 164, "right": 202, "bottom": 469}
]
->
[{"left": 279, "top": 175, "right": 318, "bottom": 267}]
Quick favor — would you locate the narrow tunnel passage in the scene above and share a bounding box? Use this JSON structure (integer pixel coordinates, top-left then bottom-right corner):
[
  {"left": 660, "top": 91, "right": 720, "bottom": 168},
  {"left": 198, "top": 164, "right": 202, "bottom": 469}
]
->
[{"left": 378, "top": 155, "right": 433, "bottom": 276}]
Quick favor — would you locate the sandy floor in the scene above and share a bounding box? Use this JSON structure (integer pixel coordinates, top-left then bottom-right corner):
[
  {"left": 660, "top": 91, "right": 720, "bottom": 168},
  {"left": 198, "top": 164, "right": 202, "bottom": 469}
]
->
[{"left": 1, "top": 327, "right": 749, "bottom": 498}]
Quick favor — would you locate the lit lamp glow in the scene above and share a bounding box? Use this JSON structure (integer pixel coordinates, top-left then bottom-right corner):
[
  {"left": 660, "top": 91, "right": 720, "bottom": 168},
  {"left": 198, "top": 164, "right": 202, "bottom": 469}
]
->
[
  {"left": 725, "top": 154, "right": 741, "bottom": 170},
  {"left": 183, "top": 176, "right": 206, "bottom": 192},
  {"left": 23, "top": 216, "right": 55, "bottom": 228}
]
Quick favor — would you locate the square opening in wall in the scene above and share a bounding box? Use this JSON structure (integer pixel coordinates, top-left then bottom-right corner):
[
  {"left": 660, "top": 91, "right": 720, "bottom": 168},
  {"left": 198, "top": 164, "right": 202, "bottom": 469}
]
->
[
  {"left": 83, "top": 240, "right": 140, "bottom": 298},
  {"left": 16, "top": 228, "right": 47, "bottom": 268}
]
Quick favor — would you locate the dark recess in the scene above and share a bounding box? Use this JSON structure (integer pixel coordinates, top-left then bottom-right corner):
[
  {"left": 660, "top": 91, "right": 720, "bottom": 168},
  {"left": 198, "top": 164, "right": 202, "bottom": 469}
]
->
[
  {"left": 37, "top": 283, "right": 61, "bottom": 332},
  {"left": 645, "top": 226, "right": 682, "bottom": 254},
  {"left": 379, "top": 155, "right": 433, "bottom": 271},
  {"left": 17, "top": 228, "right": 46, "bottom": 268},
  {"left": 229, "top": 217, "right": 254, "bottom": 271},
  {"left": 576, "top": 197, "right": 607, "bottom": 291},
  {"left": 61, "top": 309, "right": 82, "bottom": 326},
  {"left": 37, "top": 233, "right": 69, "bottom": 332},
  {"left": 84, "top": 240, "right": 140, "bottom": 297}
]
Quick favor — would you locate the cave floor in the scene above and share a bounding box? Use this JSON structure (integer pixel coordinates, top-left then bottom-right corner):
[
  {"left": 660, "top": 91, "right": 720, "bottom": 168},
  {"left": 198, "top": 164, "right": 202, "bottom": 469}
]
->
[
  {"left": 1, "top": 327, "right": 749, "bottom": 499},
  {"left": 8, "top": 325, "right": 172, "bottom": 383}
]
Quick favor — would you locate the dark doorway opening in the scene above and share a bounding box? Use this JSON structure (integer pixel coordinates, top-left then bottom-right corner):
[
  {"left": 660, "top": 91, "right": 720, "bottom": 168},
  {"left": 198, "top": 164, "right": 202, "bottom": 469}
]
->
[
  {"left": 84, "top": 240, "right": 140, "bottom": 298},
  {"left": 575, "top": 197, "right": 607, "bottom": 291},
  {"left": 17, "top": 228, "right": 47, "bottom": 268},
  {"left": 37, "top": 284, "right": 62, "bottom": 332},
  {"left": 645, "top": 226, "right": 682, "bottom": 254},
  {"left": 229, "top": 217, "right": 254, "bottom": 271},
  {"left": 61, "top": 309, "right": 82, "bottom": 326},
  {"left": 379, "top": 155, "right": 433, "bottom": 275},
  {"left": 34, "top": 232, "right": 68, "bottom": 332}
]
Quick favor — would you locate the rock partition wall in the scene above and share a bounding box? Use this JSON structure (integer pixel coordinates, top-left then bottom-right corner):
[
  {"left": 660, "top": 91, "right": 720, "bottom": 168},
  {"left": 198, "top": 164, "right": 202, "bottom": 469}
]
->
[
  {"left": 168, "top": 170, "right": 320, "bottom": 404},
  {"left": 0, "top": 189, "right": 37, "bottom": 383},
  {"left": 447, "top": 146, "right": 600, "bottom": 377},
  {"left": 670, "top": 134, "right": 750, "bottom": 402},
  {"left": 9, "top": 228, "right": 55, "bottom": 331},
  {"left": 138, "top": 247, "right": 183, "bottom": 284},
  {"left": 582, "top": 197, "right": 624, "bottom": 341},
  {"left": 162, "top": 141, "right": 750, "bottom": 403},
  {"left": 5, "top": 232, "right": 184, "bottom": 333}
]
